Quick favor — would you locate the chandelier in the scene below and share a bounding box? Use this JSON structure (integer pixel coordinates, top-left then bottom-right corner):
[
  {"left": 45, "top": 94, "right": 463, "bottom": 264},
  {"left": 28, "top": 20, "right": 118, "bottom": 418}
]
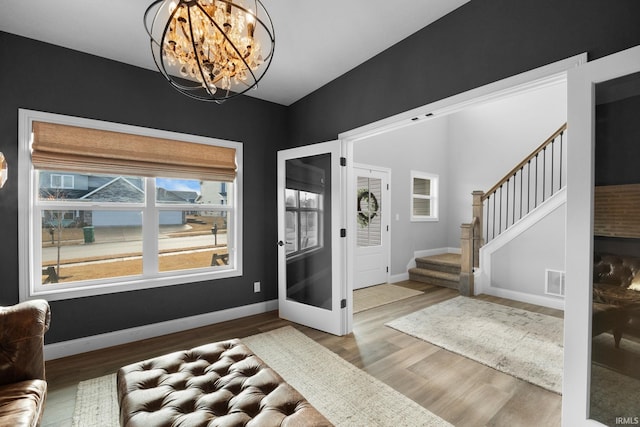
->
[{"left": 144, "top": 0, "right": 275, "bottom": 103}]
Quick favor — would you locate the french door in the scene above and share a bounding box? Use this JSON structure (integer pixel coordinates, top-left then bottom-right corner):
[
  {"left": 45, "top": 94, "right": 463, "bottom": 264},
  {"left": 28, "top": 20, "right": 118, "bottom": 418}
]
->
[
  {"left": 277, "top": 140, "right": 348, "bottom": 335},
  {"left": 564, "top": 45, "right": 640, "bottom": 426}
]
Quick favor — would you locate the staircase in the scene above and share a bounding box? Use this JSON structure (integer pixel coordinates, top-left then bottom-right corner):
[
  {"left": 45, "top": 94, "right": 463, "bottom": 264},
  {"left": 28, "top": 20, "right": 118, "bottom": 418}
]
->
[{"left": 408, "top": 253, "right": 461, "bottom": 290}]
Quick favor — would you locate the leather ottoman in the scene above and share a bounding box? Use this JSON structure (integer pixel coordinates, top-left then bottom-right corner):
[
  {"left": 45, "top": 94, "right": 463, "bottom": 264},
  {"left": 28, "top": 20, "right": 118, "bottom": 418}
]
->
[{"left": 117, "top": 339, "right": 331, "bottom": 427}]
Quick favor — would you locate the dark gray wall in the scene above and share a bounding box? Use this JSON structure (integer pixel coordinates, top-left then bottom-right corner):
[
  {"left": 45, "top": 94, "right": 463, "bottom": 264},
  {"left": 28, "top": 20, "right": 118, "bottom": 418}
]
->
[
  {"left": 0, "top": 32, "right": 288, "bottom": 343},
  {"left": 288, "top": 0, "right": 640, "bottom": 146},
  {"left": 2, "top": 0, "right": 640, "bottom": 345},
  {"left": 593, "top": 94, "right": 640, "bottom": 257}
]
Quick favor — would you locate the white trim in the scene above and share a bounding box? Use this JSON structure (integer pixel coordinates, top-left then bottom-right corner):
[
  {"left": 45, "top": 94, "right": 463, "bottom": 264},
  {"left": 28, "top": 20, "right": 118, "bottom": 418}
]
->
[
  {"left": 338, "top": 53, "right": 586, "bottom": 143},
  {"left": 44, "top": 299, "right": 278, "bottom": 360},
  {"left": 475, "top": 188, "right": 566, "bottom": 310},
  {"left": 564, "top": 44, "right": 640, "bottom": 427},
  {"left": 18, "top": 109, "right": 244, "bottom": 302},
  {"left": 477, "top": 281, "right": 565, "bottom": 311}
]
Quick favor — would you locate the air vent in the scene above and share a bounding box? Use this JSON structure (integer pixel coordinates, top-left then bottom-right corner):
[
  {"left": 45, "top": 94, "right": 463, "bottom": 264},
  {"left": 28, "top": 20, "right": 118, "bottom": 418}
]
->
[{"left": 545, "top": 269, "right": 565, "bottom": 297}]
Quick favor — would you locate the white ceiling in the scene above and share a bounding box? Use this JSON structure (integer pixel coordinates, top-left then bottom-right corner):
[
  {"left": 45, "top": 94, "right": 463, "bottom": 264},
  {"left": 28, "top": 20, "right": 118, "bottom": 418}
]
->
[{"left": 0, "top": 0, "right": 469, "bottom": 106}]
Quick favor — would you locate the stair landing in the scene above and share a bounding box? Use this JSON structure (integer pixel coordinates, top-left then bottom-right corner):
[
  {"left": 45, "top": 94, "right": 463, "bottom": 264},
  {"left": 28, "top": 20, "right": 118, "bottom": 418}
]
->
[{"left": 409, "top": 253, "right": 461, "bottom": 290}]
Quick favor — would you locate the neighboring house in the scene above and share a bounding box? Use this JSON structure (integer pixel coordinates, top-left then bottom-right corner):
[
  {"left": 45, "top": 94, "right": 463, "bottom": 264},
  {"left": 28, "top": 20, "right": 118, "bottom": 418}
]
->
[
  {"left": 39, "top": 173, "right": 198, "bottom": 227},
  {"left": 198, "top": 181, "right": 227, "bottom": 207},
  {"left": 198, "top": 181, "right": 228, "bottom": 222}
]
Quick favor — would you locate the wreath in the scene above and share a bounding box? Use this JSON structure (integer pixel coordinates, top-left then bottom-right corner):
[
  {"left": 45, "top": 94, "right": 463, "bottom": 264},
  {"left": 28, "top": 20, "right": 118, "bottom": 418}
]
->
[{"left": 357, "top": 188, "right": 379, "bottom": 228}]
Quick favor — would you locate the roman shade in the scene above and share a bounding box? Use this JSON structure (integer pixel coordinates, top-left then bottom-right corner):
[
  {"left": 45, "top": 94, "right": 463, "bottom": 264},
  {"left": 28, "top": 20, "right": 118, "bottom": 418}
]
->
[{"left": 31, "top": 121, "right": 237, "bottom": 181}]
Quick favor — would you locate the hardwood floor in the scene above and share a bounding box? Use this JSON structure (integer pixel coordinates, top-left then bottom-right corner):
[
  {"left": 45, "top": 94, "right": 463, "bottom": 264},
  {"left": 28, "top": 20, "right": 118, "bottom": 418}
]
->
[{"left": 41, "top": 281, "right": 563, "bottom": 426}]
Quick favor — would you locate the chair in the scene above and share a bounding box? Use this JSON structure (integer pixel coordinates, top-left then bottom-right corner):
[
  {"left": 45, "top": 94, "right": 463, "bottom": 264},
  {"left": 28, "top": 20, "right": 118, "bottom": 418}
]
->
[{"left": 0, "top": 300, "right": 51, "bottom": 427}]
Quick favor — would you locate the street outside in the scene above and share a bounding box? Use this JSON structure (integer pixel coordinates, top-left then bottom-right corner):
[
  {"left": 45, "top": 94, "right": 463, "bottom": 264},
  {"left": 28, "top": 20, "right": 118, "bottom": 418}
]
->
[
  {"left": 41, "top": 233, "right": 227, "bottom": 263},
  {"left": 41, "top": 217, "right": 229, "bottom": 283}
]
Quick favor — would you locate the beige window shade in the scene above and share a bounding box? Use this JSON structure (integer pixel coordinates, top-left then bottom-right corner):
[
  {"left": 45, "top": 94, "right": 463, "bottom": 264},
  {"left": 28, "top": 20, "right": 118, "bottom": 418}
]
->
[{"left": 31, "top": 121, "right": 237, "bottom": 181}]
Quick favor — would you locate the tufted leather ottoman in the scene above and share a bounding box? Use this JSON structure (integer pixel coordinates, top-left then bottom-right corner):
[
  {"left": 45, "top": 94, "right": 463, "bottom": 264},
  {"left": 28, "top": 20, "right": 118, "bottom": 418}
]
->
[{"left": 117, "top": 339, "right": 331, "bottom": 427}]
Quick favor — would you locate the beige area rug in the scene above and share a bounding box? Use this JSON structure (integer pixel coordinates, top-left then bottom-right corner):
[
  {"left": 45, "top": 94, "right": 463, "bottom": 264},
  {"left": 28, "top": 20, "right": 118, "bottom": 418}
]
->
[
  {"left": 72, "top": 373, "right": 118, "bottom": 427},
  {"left": 353, "top": 283, "right": 423, "bottom": 313},
  {"left": 73, "top": 326, "right": 451, "bottom": 427},
  {"left": 386, "top": 296, "right": 564, "bottom": 393}
]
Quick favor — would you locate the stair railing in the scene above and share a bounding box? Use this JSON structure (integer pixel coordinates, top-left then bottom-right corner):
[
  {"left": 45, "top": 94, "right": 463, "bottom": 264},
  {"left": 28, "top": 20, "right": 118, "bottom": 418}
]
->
[
  {"left": 459, "top": 123, "right": 567, "bottom": 296},
  {"left": 480, "top": 123, "right": 567, "bottom": 244}
]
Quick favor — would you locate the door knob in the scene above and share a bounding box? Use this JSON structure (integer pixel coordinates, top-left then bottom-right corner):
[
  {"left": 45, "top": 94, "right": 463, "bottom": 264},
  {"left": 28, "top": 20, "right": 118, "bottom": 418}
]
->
[{"left": 277, "top": 241, "right": 284, "bottom": 247}]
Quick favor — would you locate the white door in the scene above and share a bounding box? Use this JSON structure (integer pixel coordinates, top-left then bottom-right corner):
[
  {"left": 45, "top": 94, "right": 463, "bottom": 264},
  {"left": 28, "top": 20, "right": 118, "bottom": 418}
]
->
[
  {"left": 564, "top": 45, "right": 640, "bottom": 426},
  {"left": 277, "top": 140, "right": 348, "bottom": 336},
  {"left": 353, "top": 165, "right": 389, "bottom": 289}
]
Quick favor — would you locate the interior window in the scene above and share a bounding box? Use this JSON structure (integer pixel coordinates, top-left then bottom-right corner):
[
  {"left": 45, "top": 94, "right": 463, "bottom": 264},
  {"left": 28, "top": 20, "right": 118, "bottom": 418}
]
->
[{"left": 411, "top": 171, "right": 439, "bottom": 221}]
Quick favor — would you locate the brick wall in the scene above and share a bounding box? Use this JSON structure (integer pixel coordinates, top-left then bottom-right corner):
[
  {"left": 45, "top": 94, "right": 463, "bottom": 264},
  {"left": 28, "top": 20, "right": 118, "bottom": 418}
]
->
[{"left": 594, "top": 184, "right": 640, "bottom": 238}]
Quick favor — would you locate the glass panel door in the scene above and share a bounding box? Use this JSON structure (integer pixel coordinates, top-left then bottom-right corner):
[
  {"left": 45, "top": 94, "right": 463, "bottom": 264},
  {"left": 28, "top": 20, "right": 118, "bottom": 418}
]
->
[
  {"left": 277, "top": 140, "right": 347, "bottom": 335},
  {"left": 284, "top": 154, "right": 331, "bottom": 308},
  {"left": 590, "top": 71, "right": 640, "bottom": 426}
]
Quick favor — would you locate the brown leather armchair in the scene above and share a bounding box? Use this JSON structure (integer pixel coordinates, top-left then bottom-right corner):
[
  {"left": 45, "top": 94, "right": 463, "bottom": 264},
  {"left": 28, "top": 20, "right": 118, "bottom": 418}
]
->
[{"left": 0, "top": 300, "right": 51, "bottom": 427}]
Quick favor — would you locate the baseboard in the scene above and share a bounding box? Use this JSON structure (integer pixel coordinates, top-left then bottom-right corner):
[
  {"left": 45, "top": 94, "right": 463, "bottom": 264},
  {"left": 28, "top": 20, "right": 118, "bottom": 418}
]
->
[
  {"left": 44, "top": 299, "right": 279, "bottom": 360},
  {"left": 479, "top": 284, "right": 565, "bottom": 311}
]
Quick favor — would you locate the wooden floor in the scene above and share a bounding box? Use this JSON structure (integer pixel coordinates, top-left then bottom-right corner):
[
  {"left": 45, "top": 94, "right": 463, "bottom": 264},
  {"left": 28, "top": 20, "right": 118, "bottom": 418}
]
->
[{"left": 41, "top": 281, "right": 563, "bottom": 426}]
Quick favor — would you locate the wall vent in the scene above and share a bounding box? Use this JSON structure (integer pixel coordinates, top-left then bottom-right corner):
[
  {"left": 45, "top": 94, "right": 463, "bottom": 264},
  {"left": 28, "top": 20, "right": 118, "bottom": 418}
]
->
[{"left": 545, "top": 269, "right": 565, "bottom": 297}]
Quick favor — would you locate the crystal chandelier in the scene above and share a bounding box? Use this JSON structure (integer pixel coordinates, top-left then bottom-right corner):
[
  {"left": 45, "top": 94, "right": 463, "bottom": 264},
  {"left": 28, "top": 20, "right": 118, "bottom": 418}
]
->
[{"left": 144, "top": 0, "right": 275, "bottom": 103}]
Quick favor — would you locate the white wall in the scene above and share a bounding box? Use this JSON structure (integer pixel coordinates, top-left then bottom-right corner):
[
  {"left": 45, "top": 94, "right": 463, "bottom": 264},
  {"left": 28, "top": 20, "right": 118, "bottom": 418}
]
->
[
  {"left": 352, "top": 82, "right": 567, "bottom": 292},
  {"left": 446, "top": 82, "right": 567, "bottom": 247},
  {"left": 353, "top": 117, "right": 449, "bottom": 275},
  {"left": 490, "top": 201, "right": 565, "bottom": 301}
]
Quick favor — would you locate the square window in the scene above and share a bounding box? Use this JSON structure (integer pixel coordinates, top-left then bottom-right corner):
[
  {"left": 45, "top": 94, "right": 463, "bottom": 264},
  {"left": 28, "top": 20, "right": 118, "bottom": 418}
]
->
[{"left": 411, "top": 171, "right": 438, "bottom": 221}]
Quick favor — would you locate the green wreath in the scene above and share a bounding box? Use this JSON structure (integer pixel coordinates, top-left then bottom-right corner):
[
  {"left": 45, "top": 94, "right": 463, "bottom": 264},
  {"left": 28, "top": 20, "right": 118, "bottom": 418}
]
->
[{"left": 357, "top": 188, "right": 379, "bottom": 228}]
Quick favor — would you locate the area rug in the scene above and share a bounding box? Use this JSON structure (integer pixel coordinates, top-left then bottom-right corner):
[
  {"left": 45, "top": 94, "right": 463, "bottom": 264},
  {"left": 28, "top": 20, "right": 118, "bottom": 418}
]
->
[
  {"left": 73, "top": 326, "right": 451, "bottom": 426},
  {"left": 353, "top": 283, "right": 423, "bottom": 313},
  {"left": 591, "top": 334, "right": 640, "bottom": 425},
  {"left": 72, "top": 373, "right": 118, "bottom": 427},
  {"left": 386, "top": 296, "right": 563, "bottom": 393},
  {"left": 591, "top": 362, "right": 640, "bottom": 426}
]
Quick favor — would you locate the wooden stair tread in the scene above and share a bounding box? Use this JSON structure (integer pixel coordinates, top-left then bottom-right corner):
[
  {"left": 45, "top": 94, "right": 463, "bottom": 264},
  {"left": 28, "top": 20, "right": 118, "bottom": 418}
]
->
[
  {"left": 409, "top": 253, "right": 461, "bottom": 290},
  {"left": 415, "top": 253, "right": 461, "bottom": 266}
]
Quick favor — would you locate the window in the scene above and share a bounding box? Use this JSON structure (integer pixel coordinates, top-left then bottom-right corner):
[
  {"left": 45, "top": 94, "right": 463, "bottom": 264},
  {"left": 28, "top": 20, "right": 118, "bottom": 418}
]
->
[
  {"left": 18, "top": 109, "right": 243, "bottom": 301},
  {"left": 411, "top": 171, "right": 438, "bottom": 221},
  {"left": 285, "top": 189, "right": 322, "bottom": 257},
  {"left": 50, "top": 173, "right": 74, "bottom": 189}
]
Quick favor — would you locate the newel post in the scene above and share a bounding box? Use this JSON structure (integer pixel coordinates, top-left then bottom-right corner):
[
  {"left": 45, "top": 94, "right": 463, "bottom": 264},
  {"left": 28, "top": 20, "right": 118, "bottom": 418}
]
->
[
  {"left": 460, "top": 223, "right": 474, "bottom": 296},
  {"left": 472, "top": 190, "right": 484, "bottom": 268}
]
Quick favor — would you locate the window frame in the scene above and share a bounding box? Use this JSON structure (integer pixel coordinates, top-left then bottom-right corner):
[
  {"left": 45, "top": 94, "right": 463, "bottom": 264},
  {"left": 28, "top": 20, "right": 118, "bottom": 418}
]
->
[
  {"left": 410, "top": 170, "right": 439, "bottom": 222},
  {"left": 285, "top": 188, "right": 324, "bottom": 260},
  {"left": 18, "top": 109, "right": 243, "bottom": 301}
]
